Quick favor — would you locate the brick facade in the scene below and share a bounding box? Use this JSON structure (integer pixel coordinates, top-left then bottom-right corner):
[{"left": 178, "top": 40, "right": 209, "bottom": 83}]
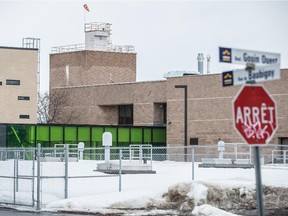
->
[
  {"left": 50, "top": 50, "right": 136, "bottom": 90},
  {"left": 50, "top": 50, "right": 288, "bottom": 147},
  {"left": 166, "top": 70, "right": 288, "bottom": 147}
]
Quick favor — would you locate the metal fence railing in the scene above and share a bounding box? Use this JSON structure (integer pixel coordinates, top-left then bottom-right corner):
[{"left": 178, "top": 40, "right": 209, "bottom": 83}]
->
[{"left": 0, "top": 143, "right": 287, "bottom": 210}]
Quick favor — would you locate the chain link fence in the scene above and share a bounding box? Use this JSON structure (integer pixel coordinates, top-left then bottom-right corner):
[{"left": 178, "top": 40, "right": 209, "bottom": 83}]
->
[{"left": 0, "top": 143, "right": 287, "bottom": 210}]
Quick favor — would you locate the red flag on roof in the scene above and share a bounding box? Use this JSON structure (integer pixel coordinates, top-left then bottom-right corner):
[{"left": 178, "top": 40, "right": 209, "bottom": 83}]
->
[{"left": 83, "top": 4, "right": 90, "bottom": 12}]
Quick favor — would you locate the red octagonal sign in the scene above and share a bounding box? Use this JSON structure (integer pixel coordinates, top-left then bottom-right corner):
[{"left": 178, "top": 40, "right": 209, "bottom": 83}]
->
[{"left": 233, "top": 85, "right": 277, "bottom": 145}]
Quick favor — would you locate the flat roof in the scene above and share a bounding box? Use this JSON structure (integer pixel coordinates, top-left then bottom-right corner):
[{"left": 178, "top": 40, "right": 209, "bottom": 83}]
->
[{"left": 0, "top": 46, "right": 38, "bottom": 51}]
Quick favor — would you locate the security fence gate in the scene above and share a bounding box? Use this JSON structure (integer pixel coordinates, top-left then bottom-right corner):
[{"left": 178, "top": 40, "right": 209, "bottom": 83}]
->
[{"left": 0, "top": 148, "right": 35, "bottom": 207}]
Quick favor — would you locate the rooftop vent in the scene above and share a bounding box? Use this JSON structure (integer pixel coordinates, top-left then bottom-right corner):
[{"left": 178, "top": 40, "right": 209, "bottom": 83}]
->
[{"left": 163, "top": 70, "right": 200, "bottom": 78}]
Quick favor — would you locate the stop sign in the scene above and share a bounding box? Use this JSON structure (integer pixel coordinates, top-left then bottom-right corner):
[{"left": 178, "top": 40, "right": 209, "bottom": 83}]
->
[{"left": 233, "top": 85, "right": 277, "bottom": 145}]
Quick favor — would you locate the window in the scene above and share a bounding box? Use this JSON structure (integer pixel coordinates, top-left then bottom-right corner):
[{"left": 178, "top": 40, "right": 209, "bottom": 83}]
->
[
  {"left": 118, "top": 105, "right": 133, "bottom": 125},
  {"left": 6, "top": 79, "right": 20, "bottom": 85},
  {"left": 190, "top": 138, "right": 199, "bottom": 145},
  {"left": 19, "top": 115, "right": 30, "bottom": 119},
  {"left": 18, "top": 96, "right": 30, "bottom": 100}
]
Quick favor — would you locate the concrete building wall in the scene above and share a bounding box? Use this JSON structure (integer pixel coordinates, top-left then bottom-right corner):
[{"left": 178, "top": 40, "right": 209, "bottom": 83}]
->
[
  {"left": 0, "top": 47, "right": 38, "bottom": 124},
  {"left": 50, "top": 50, "right": 136, "bottom": 90}
]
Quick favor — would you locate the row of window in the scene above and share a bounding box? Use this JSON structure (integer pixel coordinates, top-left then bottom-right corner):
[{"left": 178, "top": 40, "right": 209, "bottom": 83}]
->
[{"left": 3, "top": 79, "right": 30, "bottom": 119}]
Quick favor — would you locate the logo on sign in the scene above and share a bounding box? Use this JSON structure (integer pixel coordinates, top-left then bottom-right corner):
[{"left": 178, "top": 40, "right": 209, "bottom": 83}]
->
[
  {"left": 219, "top": 47, "right": 232, "bottom": 63},
  {"left": 222, "top": 71, "right": 234, "bottom": 87}
]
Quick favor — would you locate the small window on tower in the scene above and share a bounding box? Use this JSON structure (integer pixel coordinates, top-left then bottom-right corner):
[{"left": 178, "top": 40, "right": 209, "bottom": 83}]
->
[
  {"left": 6, "top": 79, "right": 20, "bottom": 85},
  {"left": 18, "top": 96, "right": 30, "bottom": 100},
  {"left": 19, "top": 115, "right": 30, "bottom": 119}
]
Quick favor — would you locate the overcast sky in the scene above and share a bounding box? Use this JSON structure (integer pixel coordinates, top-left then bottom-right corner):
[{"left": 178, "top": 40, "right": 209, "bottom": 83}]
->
[{"left": 1, "top": 0, "right": 288, "bottom": 92}]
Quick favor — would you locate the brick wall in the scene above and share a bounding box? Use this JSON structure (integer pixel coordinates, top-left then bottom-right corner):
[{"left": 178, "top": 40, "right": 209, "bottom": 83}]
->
[
  {"left": 167, "top": 69, "right": 288, "bottom": 147},
  {"left": 51, "top": 65, "right": 288, "bottom": 148},
  {"left": 55, "top": 80, "right": 167, "bottom": 125},
  {"left": 50, "top": 50, "right": 136, "bottom": 90}
]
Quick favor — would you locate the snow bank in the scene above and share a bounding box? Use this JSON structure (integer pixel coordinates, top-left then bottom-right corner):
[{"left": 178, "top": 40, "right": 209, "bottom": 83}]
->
[
  {"left": 192, "top": 204, "right": 238, "bottom": 216},
  {"left": 46, "top": 180, "right": 288, "bottom": 215}
]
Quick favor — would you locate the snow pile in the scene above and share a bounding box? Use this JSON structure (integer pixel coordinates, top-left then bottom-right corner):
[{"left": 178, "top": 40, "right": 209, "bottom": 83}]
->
[{"left": 46, "top": 180, "right": 288, "bottom": 215}]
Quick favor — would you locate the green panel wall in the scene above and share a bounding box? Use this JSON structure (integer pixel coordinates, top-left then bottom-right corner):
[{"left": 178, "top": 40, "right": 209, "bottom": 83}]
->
[
  {"left": 144, "top": 128, "right": 152, "bottom": 144},
  {"left": 64, "top": 126, "right": 77, "bottom": 143},
  {"left": 36, "top": 126, "right": 49, "bottom": 147},
  {"left": 91, "top": 127, "right": 103, "bottom": 147},
  {"left": 7, "top": 125, "right": 35, "bottom": 148},
  {"left": 131, "top": 128, "right": 142, "bottom": 143},
  {"left": 152, "top": 128, "right": 166, "bottom": 146},
  {"left": 78, "top": 127, "right": 90, "bottom": 142},
  {"left": 118, "top": 128, "right": 129, "bottom": 142},
  {"left": 2, "top": 124, "right": 166, "bottom": 148},
  {"left": 50, "top": 126, "right": 63, "bottom": 143}
]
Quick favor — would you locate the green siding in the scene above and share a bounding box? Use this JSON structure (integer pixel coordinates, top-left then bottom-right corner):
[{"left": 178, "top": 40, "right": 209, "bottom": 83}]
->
[
  {"left": 152, "top": 128, "right": 166, "bottom": 146},
  {"left": 144, "top": 128, "right": 152, "bottom": 143},
  {"left": 1, "top": 124, "right": 166, "bottom": 148},
  {"left": 36, "top": 126, "right": 49, "bottom": 147},
  {"left": 131, "top": 128, "right": 142, "bottom": 143},
  {"left": 50, "top": 126, "right": 63, "bottom": 142},
  {"left": 78, "top": 127, "right": 90, "bottom": 142},
  {"left": 64, "top": 126, "right": 77, "bottom": 143},
  {"left": 118, "top": 128, "right": 129, "bottom": 142}
]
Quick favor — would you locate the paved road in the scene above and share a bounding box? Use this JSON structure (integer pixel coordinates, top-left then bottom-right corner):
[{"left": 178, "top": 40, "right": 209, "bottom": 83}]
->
[
  {"left": 0, "top": 208, "right": 95, "bottom": 216},
  {"left": 3, "top": 207, "right": 288, "bottom": 216}
]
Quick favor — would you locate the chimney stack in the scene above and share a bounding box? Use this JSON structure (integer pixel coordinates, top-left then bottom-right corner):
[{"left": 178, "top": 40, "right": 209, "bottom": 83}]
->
[
  {"left": 207, "top": 54, "right": 211, "bottom": 74},
  {"left": 197, "top": 53, "right": 204, "bottom": 75}
]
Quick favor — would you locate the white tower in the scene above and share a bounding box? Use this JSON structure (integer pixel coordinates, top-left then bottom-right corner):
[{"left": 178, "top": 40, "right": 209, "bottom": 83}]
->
[{"left": 84, "top": 22, "right": 112, "bottom": 51}]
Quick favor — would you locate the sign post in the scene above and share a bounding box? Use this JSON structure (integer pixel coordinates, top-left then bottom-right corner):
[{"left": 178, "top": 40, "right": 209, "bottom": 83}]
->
[
  {"left": 220, "top": 47, "right": 280, "bottom": 216},
  {"left": 233, "top": 85, "right": 278, "bottom": 216},
  {"left": 254, "top": 146, "right": 264, "bottom": 216}
]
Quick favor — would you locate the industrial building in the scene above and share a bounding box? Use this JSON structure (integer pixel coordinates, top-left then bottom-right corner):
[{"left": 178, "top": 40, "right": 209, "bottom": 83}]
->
[{"left": 50, "top": 22, "right": 288, "bottom": 148}]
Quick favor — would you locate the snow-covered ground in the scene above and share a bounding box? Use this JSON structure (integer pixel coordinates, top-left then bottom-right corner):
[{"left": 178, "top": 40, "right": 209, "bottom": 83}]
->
[{"left": 0, "top": 159, "right": 288, "bottom": 215}]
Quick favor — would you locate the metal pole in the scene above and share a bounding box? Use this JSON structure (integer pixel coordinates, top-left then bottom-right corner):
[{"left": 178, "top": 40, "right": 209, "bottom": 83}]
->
[
  {"left": 254, "top": 146, "right": 265, "bottom": 216},
  {"left": 64, "top": 144, "right": 69, "bottom": 199},
  {"left": 119, "top": 149, "right": 122, "bottom": 192},
  {"left": 175, "top": 85, "right": 188, "bottom": 162},
  {"left": 16, "top": 150, "right": 19, "bottom": 192},
  {"left": 36, "top": 143, "right": 41, "bottom": 210},
  {"left": 32, "top": 149, "right": 35, "bottom": 207},
  {"left": 192, "top": 148, "right": 195, "bottom": 180},
  {"left": 184, "top": 86, "right": 188, "bottom": 162},
  {"left": 13, "top": 151, "right": 16, "bottom": 204}
]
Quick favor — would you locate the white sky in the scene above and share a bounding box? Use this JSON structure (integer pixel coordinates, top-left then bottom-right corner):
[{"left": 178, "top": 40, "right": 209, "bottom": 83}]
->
[{"left": 1, "top": 0, "right": 288, "bottom": 92}]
